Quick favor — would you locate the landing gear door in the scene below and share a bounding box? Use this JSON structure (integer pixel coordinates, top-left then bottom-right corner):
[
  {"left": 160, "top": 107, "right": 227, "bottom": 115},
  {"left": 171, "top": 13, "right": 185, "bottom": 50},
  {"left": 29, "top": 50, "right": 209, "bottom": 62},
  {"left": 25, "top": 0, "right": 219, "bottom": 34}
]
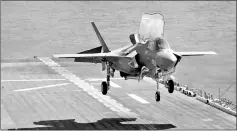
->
[{"left": 128, "top": 57, "right": 139, "bottom": 68}]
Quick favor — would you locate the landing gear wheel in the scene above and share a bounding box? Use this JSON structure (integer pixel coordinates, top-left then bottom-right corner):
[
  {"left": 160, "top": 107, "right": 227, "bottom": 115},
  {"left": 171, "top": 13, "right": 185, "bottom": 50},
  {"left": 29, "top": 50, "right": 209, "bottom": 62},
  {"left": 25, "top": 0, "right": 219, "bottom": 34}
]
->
[
  {"left": 167, "top": 80, "right": 174, "bottom": 93},
  {"left": 155, "top": 91, "right": 160, "bottom": 102},
  {"left": 101, "top": 81, "right": 108, "bottom": 95}
]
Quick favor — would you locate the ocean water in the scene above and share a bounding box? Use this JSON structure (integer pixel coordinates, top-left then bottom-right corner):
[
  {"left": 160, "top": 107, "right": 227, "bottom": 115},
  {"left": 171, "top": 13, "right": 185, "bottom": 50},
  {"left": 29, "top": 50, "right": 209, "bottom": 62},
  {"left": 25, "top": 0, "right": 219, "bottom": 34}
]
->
[{"left": 1, "top": 1, "right": 236, "bottom": 102}]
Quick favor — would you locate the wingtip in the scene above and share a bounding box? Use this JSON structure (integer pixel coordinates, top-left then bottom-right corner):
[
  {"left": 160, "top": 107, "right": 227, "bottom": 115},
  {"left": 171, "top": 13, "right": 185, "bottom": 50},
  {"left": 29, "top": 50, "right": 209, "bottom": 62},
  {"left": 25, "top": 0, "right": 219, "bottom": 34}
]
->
[
  {"left": 52, "top": 54, "right": 60, "bottom": 58},
  {"left": 211, "top": 51, "right": 217, "bottom": 55}
]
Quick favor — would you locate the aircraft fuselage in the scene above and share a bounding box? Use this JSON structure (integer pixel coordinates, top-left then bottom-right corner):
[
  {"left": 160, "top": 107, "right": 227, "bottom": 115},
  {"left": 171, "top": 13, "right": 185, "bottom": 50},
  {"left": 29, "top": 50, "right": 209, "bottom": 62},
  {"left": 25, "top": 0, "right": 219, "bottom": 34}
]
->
[
  {"left": 135, "top": 42, "right": 177, "bottom": 71},
  {"left": 110, "top": 57, "right": 140, "bottom": 75},
  {"left": 107, "top": 44, "right": 178, "bottom": 78}
]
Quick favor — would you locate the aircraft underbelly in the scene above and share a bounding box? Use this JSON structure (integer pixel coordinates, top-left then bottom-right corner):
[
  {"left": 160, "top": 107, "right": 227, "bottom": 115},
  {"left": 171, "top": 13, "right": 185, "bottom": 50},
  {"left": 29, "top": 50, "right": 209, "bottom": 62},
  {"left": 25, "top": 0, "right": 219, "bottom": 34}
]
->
[
  {"left": 112, "top": 58, "right": 138, "bottom": 75},
  {"left": 137, "top": 52, "right": 156, "bottom": 69}
]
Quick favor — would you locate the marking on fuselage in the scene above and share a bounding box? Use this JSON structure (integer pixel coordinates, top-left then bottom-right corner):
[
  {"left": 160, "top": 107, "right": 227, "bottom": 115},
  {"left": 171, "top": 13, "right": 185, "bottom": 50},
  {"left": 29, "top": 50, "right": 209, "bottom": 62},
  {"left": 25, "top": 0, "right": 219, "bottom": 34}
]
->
[
  {"left": 128, "top": 94, "right": 150, "bottom": 104},
  {"left": 38, "top": 57, "right": 138, "bottom": 117},
  {"left": 86, "top": 78, "right": 121, "bottom": 88},
  {"left": 1, "top": 79, "right": 66, "bottom": 82},
  {"left": 152, "top": 59, "right": 156, "bottom": 66},
  {"left": 14, "top": 83, "right": 70, "bottom": 92}
]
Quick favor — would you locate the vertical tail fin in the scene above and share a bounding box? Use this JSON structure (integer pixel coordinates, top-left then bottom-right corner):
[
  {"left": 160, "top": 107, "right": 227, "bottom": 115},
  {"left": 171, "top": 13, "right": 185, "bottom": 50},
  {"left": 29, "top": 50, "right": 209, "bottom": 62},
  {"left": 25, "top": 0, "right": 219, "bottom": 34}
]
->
[{"left": 91, "top": 21, "right": 110, "bottom": 53}]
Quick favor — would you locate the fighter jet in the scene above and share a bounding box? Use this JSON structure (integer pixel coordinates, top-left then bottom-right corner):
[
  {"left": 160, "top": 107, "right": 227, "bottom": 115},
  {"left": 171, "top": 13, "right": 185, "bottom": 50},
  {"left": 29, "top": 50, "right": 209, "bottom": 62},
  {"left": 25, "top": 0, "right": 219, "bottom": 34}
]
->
[{"left": 53, "top": 13, "right": 217, "bottom": 102}]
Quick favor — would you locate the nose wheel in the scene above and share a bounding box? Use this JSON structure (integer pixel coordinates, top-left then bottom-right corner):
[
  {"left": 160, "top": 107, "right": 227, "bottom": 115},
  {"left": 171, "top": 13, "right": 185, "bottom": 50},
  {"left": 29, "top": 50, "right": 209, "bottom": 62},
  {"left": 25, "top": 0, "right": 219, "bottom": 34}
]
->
[{"left": 155, "top": 80, "right": 161, "bottom": 102}]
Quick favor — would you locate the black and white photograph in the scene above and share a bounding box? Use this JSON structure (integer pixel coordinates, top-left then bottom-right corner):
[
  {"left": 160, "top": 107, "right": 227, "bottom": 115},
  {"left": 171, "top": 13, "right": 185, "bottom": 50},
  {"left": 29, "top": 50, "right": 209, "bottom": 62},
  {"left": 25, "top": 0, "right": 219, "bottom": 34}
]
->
[{"left": 1, "top": 1, "right": 236, "bottom": 130}]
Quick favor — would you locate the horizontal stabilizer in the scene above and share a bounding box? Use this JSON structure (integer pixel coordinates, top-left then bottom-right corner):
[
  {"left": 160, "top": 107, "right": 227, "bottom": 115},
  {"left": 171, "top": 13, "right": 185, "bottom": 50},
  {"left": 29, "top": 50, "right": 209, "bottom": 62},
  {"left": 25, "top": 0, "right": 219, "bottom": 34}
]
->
[
  {"left": 77, "top": 46, "right": 102, "bottom": 54},
  {"left": 53, "top": 53, "right": 109, "bottom": 63},
  {"left": 53, "top": 53, "right": 109, "bottom": 58},
  {"left": 176, "top": 51, "right": 217, "bottom": 56}
]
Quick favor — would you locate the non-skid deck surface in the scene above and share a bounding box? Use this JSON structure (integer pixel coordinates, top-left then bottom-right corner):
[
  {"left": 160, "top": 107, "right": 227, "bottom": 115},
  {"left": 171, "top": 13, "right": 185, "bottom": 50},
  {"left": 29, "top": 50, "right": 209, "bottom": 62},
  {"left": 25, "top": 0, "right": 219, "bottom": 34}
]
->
[{"left": 1, "top": 58, "right": 236, "bottom": 130}]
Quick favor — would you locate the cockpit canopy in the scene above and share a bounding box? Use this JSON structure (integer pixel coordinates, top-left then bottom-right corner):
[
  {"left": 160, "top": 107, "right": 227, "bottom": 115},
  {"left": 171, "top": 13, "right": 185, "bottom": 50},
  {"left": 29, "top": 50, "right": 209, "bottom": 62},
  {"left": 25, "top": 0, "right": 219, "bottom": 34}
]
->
[
  {"left": 139, "top": 13, "right": 165, "bottom": 41},
  {"left": 147, "top": 38, "right": 169, "bottom": 50}
]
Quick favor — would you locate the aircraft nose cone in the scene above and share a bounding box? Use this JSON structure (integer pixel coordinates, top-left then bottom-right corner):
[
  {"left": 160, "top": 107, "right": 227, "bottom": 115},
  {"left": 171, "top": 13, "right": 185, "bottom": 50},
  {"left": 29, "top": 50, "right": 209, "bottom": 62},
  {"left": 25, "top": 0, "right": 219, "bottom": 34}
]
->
[{"left": 159, "top": 51, "right": 177, "bottom": 69}]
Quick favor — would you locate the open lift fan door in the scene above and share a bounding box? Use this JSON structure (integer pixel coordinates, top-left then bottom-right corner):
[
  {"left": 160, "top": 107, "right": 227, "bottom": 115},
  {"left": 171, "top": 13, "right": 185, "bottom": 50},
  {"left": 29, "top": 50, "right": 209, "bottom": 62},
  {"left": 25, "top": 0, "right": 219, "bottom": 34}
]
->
[{"left": 139, "top": 13, "right": 165, "bottom": 41}]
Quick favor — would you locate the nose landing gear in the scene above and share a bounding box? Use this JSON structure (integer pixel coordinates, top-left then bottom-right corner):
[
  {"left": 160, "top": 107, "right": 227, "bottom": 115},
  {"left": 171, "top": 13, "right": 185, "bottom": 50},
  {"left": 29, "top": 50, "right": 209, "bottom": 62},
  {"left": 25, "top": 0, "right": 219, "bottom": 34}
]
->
[
  {"left": 154, "top": 69, "right": 175, "bottom": 102},
  {"left": 155, "top": 91, "right": 160, "bottom": 102},
  {"left": 155, "top": 81, "right": 161, "bottom": 102}
]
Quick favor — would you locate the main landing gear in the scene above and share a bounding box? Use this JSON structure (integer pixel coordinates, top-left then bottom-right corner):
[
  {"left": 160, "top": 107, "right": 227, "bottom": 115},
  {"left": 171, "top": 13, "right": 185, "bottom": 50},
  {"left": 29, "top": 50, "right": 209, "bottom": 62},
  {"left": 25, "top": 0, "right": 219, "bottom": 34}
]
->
[
  {"left": 167, "top": 79, "right": 174, "bottom": 93},
  {"left": 101, "top": 81, "right": 108, "bottom": 95},
  {"left": 101, "top": 62, "right": 114, "bottom": 95}
]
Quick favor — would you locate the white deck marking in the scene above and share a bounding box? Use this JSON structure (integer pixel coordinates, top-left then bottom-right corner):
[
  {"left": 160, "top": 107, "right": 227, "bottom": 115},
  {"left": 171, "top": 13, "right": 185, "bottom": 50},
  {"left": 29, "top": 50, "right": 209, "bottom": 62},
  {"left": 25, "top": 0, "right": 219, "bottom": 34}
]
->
[
  {"left": 86, "top": 78, "right": 121, "bottom": 88},
  {"left": 128, "top": 94, "right": 150, "bottom": 104},
  {"left": 1, "top": 105, "right": 16, "bottom": 128},
  {"left": 86, "top": 78, "right": 124, "bottom": 81},
  {"left": 1, "top": 62, "right": 43, "bottom": 68},
  {"left": 89, "top": 83, "right": 104, "bottom": 86},
  {"left": 73, "top": 89, "right": 81, "bottom": 92},
  {"left": 143, "top": 77, "right": 156, "bottom": 84},
  {"left": 38, "top": 57, "right": 138, "bottom": 117},
  {"left": 14, "top": 83, "right": 70, "bottom": 92},
  {"left": 1, "top": 79, "right": 66, "bottom": 82},
  {"left": 202, "top": 118, "right": 213, "bottom": 122}
]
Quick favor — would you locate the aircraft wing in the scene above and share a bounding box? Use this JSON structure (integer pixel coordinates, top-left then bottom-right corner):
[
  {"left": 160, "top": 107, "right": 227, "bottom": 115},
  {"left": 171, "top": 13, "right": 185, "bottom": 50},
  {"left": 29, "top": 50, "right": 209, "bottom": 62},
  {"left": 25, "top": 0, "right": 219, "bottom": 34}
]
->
[
  {"left": 139, "top": 13, "right": 165, "bottom": 41},
  {"left": 53, "top": 53, "right": 109, "bottom": 58},
  {"left": 175, "top": 51, "right": 217, "bottom": 56},
  {"left": 53, "top": 53, "right": 132, "bottom": 63}
]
